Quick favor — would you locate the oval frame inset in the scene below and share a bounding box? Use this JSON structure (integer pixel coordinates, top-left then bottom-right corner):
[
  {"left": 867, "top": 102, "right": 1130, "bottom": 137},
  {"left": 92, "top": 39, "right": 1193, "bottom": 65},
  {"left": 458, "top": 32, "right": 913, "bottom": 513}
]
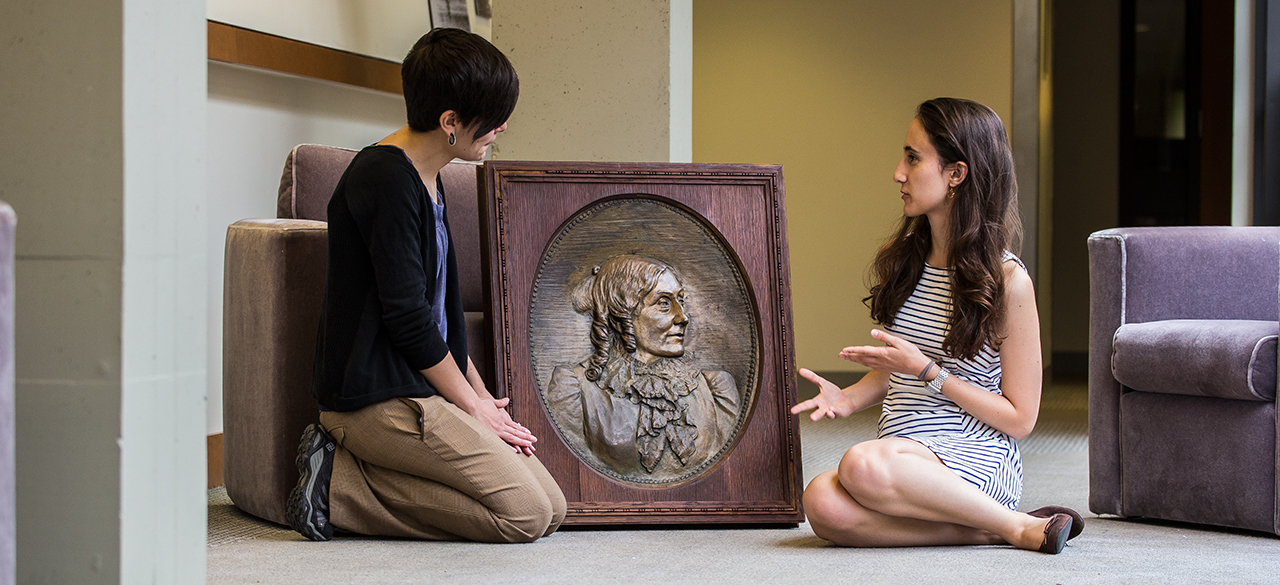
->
[{"left": 530, "top": 196, "right": 761, "bottom": 487}]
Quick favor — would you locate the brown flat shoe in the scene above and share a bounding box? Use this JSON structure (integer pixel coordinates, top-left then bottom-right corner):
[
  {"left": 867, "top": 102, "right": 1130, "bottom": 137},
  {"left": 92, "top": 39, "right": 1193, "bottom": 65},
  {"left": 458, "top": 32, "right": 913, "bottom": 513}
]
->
[
  {"left": 1028, "top": 505, "right": 1084, "bottom": 540},
  {"left": 1037, "top": 513, "right": 1073, "bottom": 554}
]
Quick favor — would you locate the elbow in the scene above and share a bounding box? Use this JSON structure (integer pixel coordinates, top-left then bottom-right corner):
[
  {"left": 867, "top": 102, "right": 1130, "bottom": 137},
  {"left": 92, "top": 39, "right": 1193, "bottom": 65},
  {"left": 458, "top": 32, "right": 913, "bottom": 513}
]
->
[{"left": 1007, "top": 421, "right": 1035, "bottom": 442}]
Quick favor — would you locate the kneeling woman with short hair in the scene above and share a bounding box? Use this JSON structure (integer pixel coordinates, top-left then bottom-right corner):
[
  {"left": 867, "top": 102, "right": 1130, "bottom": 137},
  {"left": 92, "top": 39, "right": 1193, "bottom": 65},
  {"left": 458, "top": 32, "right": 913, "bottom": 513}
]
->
[{"left": 287, "top": 28, "right": 566, "bottom": 543}]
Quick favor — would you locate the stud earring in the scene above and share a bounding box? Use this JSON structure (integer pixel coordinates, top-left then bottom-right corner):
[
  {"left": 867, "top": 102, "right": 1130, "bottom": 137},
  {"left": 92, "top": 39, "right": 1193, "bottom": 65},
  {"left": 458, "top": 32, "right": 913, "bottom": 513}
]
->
[{"left": 448, "top": 132, "right": 456, "bottom": 146}]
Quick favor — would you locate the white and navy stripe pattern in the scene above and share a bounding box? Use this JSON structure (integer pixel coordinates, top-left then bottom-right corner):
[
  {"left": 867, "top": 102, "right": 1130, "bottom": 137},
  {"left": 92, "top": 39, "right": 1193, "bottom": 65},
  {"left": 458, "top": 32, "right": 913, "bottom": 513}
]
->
[{"left": 877, "top": 251, "right": 1025, "bottom": 510}]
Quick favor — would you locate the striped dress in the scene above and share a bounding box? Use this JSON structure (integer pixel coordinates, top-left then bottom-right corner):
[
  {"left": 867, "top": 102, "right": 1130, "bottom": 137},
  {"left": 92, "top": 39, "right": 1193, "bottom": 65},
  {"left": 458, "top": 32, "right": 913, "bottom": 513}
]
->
[{"left": 878, "top": 251, "right": 1024, "bottom": 510}]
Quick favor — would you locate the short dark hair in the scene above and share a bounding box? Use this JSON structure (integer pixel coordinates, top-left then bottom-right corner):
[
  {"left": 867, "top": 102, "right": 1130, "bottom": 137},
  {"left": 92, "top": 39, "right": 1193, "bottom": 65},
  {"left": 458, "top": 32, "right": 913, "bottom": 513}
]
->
[{"left": 401, "top": 28, "right": 519, "bottom": 139}]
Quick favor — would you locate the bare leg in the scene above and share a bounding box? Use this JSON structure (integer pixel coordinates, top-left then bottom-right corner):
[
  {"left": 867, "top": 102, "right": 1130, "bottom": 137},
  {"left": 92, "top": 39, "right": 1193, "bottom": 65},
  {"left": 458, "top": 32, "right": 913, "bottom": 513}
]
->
[
  {"left": 805, "top": 437, "right": 1052, "bottom": 550},
  {"left": 805, "top": 470, "right": 1001, "bottom": 546}
]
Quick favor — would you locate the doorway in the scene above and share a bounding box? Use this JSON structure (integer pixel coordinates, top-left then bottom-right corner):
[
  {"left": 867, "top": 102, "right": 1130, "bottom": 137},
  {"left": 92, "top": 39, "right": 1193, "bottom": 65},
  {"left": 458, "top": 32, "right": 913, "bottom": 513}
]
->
[{"left": 1119, "top": 0, "right": 1233, "bottom": 227}]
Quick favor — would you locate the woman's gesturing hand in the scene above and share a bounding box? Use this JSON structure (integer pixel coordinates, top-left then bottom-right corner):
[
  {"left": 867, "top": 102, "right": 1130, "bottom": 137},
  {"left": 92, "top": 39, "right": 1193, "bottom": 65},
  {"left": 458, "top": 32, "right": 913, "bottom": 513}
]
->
[
  {"left": 838, "top": 329, "right": 931, "bottom": 377},
  {"left": 471, "top": 397, "right": 537, "bottom": 456},
  {"left": 791, "top": 368, "right": 854, "bottom": 421}
]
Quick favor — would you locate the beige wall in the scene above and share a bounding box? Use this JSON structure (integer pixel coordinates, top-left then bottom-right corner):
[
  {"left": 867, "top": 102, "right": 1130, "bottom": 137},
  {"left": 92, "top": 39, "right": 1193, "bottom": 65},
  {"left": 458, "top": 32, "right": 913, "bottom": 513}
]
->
[
  {"left": 492, "top": 0, "right": 692, "bottom": 162},
  {"left": 207, "top": 0, "right": 434, "bottom": 62},
  {"left": 1, "top": 0, "right": 207, "bottom": 582},
  {"left": 1051, "top": 0, "right": 1120, "bottom": 356},
  {"left": 694, "top": 0, "right": 1014, "bottom": 373}
]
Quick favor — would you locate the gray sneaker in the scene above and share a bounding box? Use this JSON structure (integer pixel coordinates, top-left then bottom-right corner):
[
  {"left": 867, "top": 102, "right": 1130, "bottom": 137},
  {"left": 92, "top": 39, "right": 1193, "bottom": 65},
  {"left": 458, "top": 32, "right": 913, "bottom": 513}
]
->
[{"left": 286, "top": 424, "right": 336, "bottom": 541}]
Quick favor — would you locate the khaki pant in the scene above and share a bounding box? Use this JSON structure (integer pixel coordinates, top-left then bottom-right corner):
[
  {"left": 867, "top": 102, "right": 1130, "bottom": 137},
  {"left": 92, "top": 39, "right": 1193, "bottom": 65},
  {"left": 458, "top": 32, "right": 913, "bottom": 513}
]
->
[{"left": 319, "top": 396, "right": 566, "bottom": 542}]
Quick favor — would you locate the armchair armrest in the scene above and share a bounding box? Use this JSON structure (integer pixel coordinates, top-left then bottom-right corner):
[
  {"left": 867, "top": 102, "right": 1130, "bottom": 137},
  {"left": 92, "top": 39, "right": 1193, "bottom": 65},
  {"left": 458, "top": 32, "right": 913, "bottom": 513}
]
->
[{"left": 222, "top": 218, "right": 327, "bottom": 525}]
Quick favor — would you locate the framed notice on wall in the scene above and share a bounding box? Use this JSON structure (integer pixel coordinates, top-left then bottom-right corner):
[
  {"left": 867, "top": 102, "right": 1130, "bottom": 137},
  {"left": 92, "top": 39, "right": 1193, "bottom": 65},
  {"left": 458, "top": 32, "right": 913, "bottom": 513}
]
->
[
  {"left": 429, "top": 0, "right": 471, "bottom": 30},
  {"left": 479, "top": 161, "right": 803, "bottom": 525}
]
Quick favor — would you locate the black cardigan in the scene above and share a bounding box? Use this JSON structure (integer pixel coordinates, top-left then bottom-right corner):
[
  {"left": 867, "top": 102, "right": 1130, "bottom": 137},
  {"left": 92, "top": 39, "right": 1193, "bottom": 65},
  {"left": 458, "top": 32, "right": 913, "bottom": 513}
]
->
[{"left": 311, "top": 145, "right": 468, "bottom": 412}]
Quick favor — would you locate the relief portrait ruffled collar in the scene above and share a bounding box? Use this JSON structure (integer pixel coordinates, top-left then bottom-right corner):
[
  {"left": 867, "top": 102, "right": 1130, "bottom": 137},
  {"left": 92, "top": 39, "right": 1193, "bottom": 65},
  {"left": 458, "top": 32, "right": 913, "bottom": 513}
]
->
[{"left": 597, "top": 350, "right": 702, "bottom": 471}]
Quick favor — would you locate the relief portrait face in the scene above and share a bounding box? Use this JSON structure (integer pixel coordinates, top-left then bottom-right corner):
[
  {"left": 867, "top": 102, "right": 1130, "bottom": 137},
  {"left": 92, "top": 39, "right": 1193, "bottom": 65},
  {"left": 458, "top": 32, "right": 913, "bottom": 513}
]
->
[{"left": 632, "top": 271, "right": 688, "bottom": 363}]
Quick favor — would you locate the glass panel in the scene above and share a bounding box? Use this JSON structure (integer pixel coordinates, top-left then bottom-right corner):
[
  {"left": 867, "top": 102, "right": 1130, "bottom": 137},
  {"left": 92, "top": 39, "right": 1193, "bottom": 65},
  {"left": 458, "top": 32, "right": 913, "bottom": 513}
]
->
[{"left": 1133, "top": 0, "right": 1187, "bottom": 140}]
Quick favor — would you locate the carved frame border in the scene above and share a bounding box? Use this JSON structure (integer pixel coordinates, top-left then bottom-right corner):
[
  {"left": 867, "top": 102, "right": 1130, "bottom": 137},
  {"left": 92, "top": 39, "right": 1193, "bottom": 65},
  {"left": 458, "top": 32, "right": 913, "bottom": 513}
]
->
[{"left": 479, "top": 161, "right": 803, "bottom": 525}]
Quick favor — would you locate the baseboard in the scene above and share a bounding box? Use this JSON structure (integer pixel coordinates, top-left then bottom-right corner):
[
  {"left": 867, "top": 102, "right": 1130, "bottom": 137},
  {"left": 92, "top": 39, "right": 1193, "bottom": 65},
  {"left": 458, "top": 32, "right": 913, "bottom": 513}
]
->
[
  {"left": 798, "top": 371, "right": 866, "bottom": 401},
  {"left": 208, "top": 433, "right": 224, "bottom": 489}
]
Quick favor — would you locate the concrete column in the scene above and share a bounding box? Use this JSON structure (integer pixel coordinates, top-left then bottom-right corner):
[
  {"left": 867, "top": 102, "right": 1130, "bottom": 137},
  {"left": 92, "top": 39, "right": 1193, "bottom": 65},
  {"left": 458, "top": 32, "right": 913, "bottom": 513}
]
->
[
  {"left": 0, "top": 0, "right": 208, "bottom": 582},
  {"left": 1233, "top": 0, "right": 1256, "bottom": 225},
  {"left": 491, "top": 0, "right": 693, "bottom": 162},
  {"left": 1013, "top": 0, "right": 1050, "bottom": 362}
]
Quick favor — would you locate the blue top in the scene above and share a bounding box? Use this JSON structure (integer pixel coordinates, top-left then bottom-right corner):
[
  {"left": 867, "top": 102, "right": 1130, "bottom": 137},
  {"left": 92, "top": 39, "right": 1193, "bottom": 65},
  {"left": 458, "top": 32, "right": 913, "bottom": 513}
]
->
[{"left": 430, "top": 195, "right": 450, "bottom": 344}]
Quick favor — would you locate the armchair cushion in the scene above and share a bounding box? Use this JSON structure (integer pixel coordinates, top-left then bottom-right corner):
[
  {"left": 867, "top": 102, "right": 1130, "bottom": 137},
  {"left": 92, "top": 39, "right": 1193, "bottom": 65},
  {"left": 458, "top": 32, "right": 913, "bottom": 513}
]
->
[{"left": 1112, "top": 319, "right": 1277, "bottom": 402}]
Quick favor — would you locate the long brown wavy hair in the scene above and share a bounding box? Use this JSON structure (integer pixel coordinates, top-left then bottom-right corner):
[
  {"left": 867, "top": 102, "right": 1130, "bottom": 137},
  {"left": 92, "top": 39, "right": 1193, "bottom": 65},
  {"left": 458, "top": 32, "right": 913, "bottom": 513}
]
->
[{"left": 864, "top": 98, "right": 1022, "bottom": 360}]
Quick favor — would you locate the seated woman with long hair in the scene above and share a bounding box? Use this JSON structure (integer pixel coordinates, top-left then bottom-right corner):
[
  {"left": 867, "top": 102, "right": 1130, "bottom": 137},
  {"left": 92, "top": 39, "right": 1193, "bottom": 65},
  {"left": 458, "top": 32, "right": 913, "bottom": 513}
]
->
[{"left": 792, "top": 97, "right": 1081, "bottom": 554}]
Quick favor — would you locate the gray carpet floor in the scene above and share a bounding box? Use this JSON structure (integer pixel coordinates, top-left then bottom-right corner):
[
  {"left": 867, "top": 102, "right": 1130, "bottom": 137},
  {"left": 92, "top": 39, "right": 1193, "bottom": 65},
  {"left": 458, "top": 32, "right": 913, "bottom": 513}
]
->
[{"left": 208, "top": 380, "right": 1280, "bottom": 584}]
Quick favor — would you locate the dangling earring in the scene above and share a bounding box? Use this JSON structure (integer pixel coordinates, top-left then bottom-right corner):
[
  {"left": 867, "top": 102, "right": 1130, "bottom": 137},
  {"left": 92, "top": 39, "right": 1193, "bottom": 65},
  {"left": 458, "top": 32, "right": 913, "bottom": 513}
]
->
[
  {"left": 448, "top": 132, "right": 456, "bottom": 146},
  {"left": 946, "top": 186, "right": 956, "bottom": 199}
]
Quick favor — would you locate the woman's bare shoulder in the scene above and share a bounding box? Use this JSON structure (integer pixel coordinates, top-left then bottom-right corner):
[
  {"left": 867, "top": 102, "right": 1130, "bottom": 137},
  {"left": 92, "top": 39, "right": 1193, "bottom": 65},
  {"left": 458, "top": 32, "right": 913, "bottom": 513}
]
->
[{"left": 1002, "top": 258, "right": 1035, "bottom": 304}]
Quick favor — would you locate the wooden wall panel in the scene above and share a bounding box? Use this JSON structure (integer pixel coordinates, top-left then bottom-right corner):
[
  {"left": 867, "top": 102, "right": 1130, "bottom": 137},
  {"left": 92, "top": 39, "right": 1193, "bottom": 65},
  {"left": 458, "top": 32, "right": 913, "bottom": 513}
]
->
[{"left": 207, "top": 20, "right": 402, "bottom": 95}]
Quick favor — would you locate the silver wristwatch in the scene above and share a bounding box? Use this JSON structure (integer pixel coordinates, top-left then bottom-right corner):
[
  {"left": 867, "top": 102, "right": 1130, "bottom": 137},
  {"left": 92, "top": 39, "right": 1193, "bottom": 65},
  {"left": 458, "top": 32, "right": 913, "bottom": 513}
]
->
[{"left": 926, "top": 367, "right": 950, "bottom": 395}]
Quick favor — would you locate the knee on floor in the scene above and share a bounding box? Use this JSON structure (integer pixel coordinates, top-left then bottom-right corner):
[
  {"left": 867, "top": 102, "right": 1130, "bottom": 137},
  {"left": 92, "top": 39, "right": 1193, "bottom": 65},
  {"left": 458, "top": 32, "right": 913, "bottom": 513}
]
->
[
  {"left": 802, "top": 473, "right": 868, "bottom": 543},
  {"left": 486, "top": 491, "right": 559, "bottom": 543},
  {"left": 803, "top": 473, "right": 846, "bottom": 536},
  {"left": 543, "top": 487, "right": 567, "bottom": 537}
]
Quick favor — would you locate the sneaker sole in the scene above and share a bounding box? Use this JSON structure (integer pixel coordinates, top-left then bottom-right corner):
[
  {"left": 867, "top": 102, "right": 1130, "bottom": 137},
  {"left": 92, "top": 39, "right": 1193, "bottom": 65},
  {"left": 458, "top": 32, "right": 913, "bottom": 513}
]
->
[{"left": 286, "top": 425, "right": 332, "bottom": 541}]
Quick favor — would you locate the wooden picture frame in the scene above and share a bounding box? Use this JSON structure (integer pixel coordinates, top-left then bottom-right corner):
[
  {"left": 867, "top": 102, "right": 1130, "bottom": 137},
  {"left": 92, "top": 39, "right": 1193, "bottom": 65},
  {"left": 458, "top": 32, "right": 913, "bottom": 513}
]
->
[{"left": 479, "top": 161, "right": 803, "bottom": 525}]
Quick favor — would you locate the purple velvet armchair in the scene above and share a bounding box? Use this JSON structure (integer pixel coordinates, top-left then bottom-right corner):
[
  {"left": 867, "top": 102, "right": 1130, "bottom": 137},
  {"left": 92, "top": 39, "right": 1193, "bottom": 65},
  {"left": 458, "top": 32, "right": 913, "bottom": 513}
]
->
[
  {"left": 222, "top": 144, "right": 490, "bottom": 525},
  {"left": 1088, "top": 226, "right": 1280, "bottom": 535}
]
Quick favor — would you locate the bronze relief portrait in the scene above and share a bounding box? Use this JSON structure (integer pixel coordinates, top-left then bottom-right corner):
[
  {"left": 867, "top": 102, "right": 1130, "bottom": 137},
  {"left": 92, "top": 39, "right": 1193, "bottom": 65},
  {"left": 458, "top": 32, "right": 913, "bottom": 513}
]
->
[{"left": 530, "top": 198, "right": 760, "bottom": 486}]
